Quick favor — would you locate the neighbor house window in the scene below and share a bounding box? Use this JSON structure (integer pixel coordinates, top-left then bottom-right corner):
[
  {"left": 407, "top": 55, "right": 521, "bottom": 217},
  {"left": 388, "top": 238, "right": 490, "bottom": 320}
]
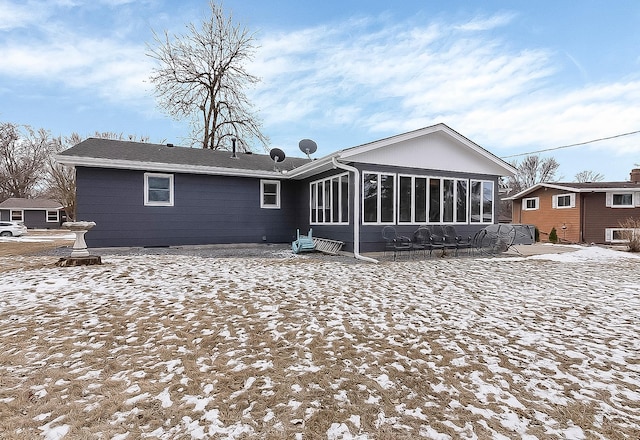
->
[
  {"left": 260, "top": 180, "right": 281, "bottom": 209},
  {"left": 470, "top": 180, "right": 494, "bottom": 223},
  {"left": 46, "top": 210, "right": 59, "bottom": 222},
  {"left": 523, "top": 197, "right": 539, "bottom": 210},
  {"left": 606, "top": 192, "right": 636, "bottom": 208},
  {"left": 11, "top": 210, "right": 23, "bottom": 222},
  {"left": 310, "top": 173, "right": 349, "bottom": 224},
  {"left": 144, "top": 173, "right": 174, "bottom": 206},
  {"left": 605, "top": 228, "right": 640, "bottom": 243},
  {"left": 363, "top": 172, "right": 395, "bottom": 224},
  {"left": 552, "top": 193, "right": 575, "bottom": 209}
]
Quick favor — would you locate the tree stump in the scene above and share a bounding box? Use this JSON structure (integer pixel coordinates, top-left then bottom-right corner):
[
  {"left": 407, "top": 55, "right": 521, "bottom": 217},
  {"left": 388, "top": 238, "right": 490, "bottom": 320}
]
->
[{"left": 55, "top": 256, "right": 102, "bottom": 267}]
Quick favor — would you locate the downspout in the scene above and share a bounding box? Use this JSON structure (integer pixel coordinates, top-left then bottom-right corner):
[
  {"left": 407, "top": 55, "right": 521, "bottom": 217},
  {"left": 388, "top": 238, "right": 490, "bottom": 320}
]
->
[{"left": 332, "top": 157, "right": 379, "bottom": 263}]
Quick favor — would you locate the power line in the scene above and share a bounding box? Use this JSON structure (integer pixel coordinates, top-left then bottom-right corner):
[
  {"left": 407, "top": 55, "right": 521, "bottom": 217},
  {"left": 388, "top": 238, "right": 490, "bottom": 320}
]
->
[{"left": 500, "top": 129, "right": 640, "bottom": 159}]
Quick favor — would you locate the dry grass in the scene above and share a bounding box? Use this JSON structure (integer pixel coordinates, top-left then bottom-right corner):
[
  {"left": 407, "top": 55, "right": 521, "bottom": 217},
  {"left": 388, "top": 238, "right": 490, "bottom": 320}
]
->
[{"left": 1, "top": 251, "right": 640, "bottom": 438}]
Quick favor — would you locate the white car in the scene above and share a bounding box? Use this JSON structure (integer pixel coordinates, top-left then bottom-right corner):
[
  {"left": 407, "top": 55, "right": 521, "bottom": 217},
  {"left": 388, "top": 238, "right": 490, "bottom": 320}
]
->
[{"left": 0, "top": 221, "right": 28, "bottom": 237}]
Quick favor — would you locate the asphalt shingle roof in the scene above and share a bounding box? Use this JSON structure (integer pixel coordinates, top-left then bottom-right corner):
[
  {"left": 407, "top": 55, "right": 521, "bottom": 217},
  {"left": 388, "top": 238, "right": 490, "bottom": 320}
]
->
[
  {"left": 0, "top": 198, "right": 63, "bottom": 209},
  {"left": 58, "top": 138, "right": 311, "bottom": 173}
]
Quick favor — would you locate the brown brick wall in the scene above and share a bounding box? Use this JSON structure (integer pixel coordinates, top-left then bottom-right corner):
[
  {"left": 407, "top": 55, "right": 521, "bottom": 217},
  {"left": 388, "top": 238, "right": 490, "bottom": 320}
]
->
[{"left": 512, "top": 187, "right": 581, "bottom": 243}]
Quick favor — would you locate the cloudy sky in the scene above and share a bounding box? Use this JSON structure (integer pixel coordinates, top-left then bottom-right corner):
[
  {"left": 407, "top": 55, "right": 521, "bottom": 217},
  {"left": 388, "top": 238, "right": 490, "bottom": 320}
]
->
[{"left": 2, "top": 0, "right": 640, "bottom": 181}]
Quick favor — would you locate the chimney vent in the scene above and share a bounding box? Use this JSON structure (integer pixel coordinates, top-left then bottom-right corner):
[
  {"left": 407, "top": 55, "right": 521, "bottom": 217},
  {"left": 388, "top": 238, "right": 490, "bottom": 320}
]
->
[
  {"left": 631, "top": 169, "right": 640, "bottom": 183},
  {"left": 231, "top": 138, "right": 237, "bottom": 158}
]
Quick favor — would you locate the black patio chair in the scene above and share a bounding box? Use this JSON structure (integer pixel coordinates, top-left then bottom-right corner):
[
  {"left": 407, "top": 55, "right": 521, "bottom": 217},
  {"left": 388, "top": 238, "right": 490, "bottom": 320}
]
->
[
  {"left": 430, "top": 225, "right": 458, "bottom": 256},
  {"left": 382, "top": 226, "right": 412, "bottom": 260},
  {"left": 411, "top": 227, "right": 430, "bottom": 258},
  {"left": 444, "top": 225, "right": 474, "bottom": 256}
]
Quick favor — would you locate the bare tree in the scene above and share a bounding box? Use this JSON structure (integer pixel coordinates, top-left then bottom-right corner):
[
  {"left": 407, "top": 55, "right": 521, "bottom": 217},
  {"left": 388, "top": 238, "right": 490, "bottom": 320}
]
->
[
  {"left": 44, "top": 132, "right": 151, "bottom": 220},
  {"left": 147, "top": 1, "right": 267, "bottom": 151},
  {"left": 0, "top": 123, "right": 53, "bottom": 200},
  {"left": 508, "top": 155, "right": 561, "bottom": 193},
  {"left": 42, "top": 133, "right": 82, "bottom": 221},
  {"left": 574, "top": 170, "right": 605, "bottom": 183}
]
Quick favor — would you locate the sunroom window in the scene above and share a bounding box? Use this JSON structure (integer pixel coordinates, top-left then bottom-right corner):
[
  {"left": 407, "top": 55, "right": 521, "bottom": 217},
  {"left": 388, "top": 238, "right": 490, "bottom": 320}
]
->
[
  {"left": 470, "top": 180, "right": 494, "bottom": 223},
  {"left": 363, "top": 172, "right": 395, "bottom": 224},
  {"left": 310, "top": 173, "right": 349, "bottom": 224}
]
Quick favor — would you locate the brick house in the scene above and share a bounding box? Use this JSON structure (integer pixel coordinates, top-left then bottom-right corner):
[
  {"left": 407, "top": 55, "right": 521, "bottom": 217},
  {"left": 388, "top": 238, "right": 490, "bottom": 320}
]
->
[{"left": 507, "top": 169, "right": 640, "bottom": 244}]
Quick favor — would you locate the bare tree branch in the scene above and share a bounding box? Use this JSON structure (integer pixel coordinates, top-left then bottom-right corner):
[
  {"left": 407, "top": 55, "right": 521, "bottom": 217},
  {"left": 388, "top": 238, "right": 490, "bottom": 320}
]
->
[
  {"left": 574, "top": 170, "right": 605, "bottom": 183},
  {"left": 507, "top": 155, "right": 561, "bottom": 193},
  {"left": 147, "top": 1, "right": 268, "bottom": 150},
  {"left": 0, "top": 123, "right": 53, "bottom": 199}
]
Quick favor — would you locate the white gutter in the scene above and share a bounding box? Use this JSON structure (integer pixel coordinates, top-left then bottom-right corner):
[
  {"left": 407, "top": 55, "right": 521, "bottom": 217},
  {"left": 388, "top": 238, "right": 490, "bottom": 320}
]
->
[
  {"left": 331, "top": 157, "right": 378, "bottom": 263},
  {"left": 55, "top": 154, "right": 285, "bottom": 180}
]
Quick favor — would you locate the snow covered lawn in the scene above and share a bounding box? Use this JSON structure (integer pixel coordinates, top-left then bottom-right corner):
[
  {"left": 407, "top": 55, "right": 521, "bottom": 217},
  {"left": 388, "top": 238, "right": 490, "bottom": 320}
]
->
[{"left": 1, "top": 247, "right": 639, "bottom": 439}]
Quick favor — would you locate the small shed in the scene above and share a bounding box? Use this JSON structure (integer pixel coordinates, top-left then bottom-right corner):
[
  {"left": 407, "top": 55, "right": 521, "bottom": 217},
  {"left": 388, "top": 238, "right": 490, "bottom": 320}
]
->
[{"left": 0, "top": 198, "right": 65, "bottom": 229}]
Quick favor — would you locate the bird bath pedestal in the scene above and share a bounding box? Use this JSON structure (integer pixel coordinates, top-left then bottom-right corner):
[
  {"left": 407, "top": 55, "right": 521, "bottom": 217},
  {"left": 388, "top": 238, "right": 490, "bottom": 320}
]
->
[{"left": 56, "top": 221, "right": 102, "bottom": 266}]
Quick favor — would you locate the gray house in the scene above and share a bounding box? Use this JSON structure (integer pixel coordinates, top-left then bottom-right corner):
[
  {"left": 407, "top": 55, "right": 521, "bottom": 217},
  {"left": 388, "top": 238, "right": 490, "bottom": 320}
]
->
[
  {"left": 0, "top": 198, "right": 65, "bottom": 229},
  {"left": 56, "top": 123, "right": 516, "bottom": 253}
]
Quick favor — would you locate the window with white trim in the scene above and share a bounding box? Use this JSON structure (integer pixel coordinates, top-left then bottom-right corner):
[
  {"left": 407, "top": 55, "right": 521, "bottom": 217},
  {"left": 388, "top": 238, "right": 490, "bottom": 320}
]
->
[
  {"left": 363, "top": 172, "right": 395, "bottom": 224},
  {"left": 552, "top": 193, "right": 575, "bottom": 209},
  {"left": 398, "top": 175, "right": 468, "bottom": 224},
  {"left": 310, "top": 173, "right": 349, "bottom": 223},
  {"left": 470, "top": 180, "right": 494, "bottom": 223},
  {"left": 144, "top": 173, "right": 174, "bottom": 206},
  {"left": 260, "top": 180, "right": 281, "bottom": 209},
  {"left": 11, "top": 210, "right": 23, "bottom": 222},
  {"left": 523, "top": 197, "right": 539, "bottom": 210},
  {"left": 46, "top": 210, "right": 59, "bottom": 222},
  {"left": 605, "top": 228, "right": 640, "bottom": 243},
  {"left": 606, "top": 192, "right": 636, "bottom": 208}
]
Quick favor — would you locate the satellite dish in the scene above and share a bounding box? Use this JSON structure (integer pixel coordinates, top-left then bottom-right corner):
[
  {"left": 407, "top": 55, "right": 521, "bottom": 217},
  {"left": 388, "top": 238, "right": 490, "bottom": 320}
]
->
[
  {"left": 270, "top": 148, "right": 286, "bottom": 163},
  {"left": 270, "top": 148, "right": 286, "bottom": 170},
  {"left": 299, "top": 139, "right": 317, "bottom": 158}
]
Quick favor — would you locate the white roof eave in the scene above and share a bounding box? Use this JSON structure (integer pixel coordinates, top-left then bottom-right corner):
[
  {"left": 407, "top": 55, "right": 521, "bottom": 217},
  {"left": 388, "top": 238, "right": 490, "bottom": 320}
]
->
[{"left": 55, "top": 155, "right": 287, "bottom": 179}]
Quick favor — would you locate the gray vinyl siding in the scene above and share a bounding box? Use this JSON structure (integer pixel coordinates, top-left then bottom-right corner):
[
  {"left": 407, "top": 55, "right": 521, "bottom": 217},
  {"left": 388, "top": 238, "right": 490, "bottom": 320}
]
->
[
  {"left": 294, "top": 164, "right": 502, "bottom": 253},
  {"left": 76, "top": 167, "right": 300, "bottom": 248},
  {"left": 0, "top": 209, "right": 61, "bottom": 229},
  {"left": 75, "top": 162, "right": 503, "bottom": 252}
]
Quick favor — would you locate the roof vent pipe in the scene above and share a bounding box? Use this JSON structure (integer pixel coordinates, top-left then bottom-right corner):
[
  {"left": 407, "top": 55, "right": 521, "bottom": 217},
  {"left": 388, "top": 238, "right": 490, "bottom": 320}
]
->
[{"left": 231, "top": 138, "right": 237, "bottom": 158}]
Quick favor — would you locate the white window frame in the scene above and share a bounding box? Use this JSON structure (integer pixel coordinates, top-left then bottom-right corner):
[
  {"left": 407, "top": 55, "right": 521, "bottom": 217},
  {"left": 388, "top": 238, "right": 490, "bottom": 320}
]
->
[
  {"left": 144, "top": 173, "right": 174, "bottom": 207},
  {"left": 309, "top": 173, "right": 349, "bottom": 225},
  {"left": 397, "top": 174, "right": 469, "bottom": 225},
  {"left": 362, "top": 172, "right": 396, "bottom": 225},
  {"left": 46, "top": 210, "right": 59, "bottom": 223},
  {"left": 605, "top": 192, "right": 637, "bottom": 208},
  {"left": 260, "top": 180, "right": 281, "bottom": 209},
  {"left": 522, "top": 197, "right": 539, "bottom": 211},
  {"left": 11, "top": 210, "right": 23, "bottom": 222},
  {"left": 552, "top": 193, "right": 575, "bottom": 209},
  {"left": 605, "top": 228, "right": 640, "bottom": 243},
  {"left": 470, "top": 180, "right": 494, "bottom": 224}
]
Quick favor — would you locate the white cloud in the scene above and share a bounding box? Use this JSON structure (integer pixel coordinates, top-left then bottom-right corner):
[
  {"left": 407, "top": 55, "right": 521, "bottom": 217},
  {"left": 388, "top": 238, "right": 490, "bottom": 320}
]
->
[
  {"left": 0, "top": 0, "right": 48, "bottom": 30},
  {"left": 454, "top": 12, "right": 517, "bottom": 32},
  {"left": 249, "top": 12, "right": 640, "bottom": 158},
  {"left": 0, "top": 0, "right": 155, "bottom": 107}
]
